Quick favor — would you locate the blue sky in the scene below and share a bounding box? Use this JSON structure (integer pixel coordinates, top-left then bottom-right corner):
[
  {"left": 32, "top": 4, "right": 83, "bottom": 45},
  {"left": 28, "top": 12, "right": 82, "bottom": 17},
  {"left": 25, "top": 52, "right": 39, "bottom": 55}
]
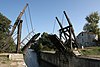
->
[{"left": 1, "top": 0, "right": 100, "bottom": 40}]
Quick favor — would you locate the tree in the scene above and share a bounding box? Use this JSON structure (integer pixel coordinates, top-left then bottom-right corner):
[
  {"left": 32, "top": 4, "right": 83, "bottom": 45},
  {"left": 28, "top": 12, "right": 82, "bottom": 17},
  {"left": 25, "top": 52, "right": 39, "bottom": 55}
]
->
[
  {"left": 31, "top": 32, "right": 55, "bottom": 51},
  {"left": 0, "top": 12, "right": 16, "bottom": 52},
  {"left": 83, "top": 12, "right": 100, "bottom": 34}
]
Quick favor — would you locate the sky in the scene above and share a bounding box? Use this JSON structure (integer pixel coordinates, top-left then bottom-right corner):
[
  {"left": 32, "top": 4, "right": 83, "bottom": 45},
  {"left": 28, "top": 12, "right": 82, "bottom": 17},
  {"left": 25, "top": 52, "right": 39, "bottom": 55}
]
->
[{"left": 1, "top": 0, "right": 100, "bottom": 40}]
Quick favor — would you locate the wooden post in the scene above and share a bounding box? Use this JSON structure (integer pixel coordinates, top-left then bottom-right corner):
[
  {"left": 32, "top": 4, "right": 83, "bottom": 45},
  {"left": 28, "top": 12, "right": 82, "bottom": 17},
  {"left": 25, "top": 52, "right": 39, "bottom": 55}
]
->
[
  {"left": 63, "top": 11, "right": 78, "bottom": 48},
  {"left": 16, "top": 20, "right": 23, "bottom": 53},
  {"left": 69, "top": 27, "right": 73, "bottom": 50},
  {"left": 56, "top": 17, "right": 67, "bottom": 41}
]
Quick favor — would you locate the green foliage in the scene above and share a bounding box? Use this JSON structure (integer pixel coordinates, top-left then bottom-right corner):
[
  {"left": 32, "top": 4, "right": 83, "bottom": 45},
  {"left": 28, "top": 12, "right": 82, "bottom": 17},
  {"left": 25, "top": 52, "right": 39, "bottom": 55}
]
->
[
  {"left": 83, "top": 12, "right": 100, "bottom": 34},
  {"left": 31, "top": 32, "right": 55, "bottom": 51},
  {"left": 0, "top": 12, "right": 16, "bottom": 52},
  {"left": 30, "top": 43, "right": 42, "bottom": 52},
  {"left": 85, "top": 12, "right": 100, "bottom": 24},
  {"left": 39, "top": 32, "right": 54, "bottom": 51},
  {"left": 0, "top": 13, "right": 11, "bottom": 33}
]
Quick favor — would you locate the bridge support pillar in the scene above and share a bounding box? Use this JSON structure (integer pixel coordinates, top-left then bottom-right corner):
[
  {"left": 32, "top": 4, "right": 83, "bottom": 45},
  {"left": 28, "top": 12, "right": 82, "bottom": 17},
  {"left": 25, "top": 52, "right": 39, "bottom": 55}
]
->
[{"left": 16, "top": 20, "right": 23, "bottom": 53}]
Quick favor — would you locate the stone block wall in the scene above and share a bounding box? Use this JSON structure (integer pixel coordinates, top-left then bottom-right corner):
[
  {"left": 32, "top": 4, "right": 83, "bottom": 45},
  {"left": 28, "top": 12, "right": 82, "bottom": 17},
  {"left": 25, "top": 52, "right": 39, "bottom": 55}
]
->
[
  {"left": 40, "top": 51, "right": 69, "bottom": 67},
  {"left": 69, "top": 56, "right": 100, "bottom": 67},
  {"left": 40, "top": 51, "right": 100, "bottom": 67}
]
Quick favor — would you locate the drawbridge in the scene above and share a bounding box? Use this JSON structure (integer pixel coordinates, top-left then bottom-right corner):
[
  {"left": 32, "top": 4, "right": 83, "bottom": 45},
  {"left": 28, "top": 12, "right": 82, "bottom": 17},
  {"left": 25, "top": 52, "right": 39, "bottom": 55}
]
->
[{"left": 48, "top": 11, "right": 81, "bottom": 60}]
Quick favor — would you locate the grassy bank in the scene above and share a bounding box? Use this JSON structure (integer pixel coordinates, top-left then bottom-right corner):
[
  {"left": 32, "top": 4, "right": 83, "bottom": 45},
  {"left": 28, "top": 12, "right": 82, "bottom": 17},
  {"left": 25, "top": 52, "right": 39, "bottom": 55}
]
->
[{"left": 80, "top": 47, "right": 100, "bottom": 55}]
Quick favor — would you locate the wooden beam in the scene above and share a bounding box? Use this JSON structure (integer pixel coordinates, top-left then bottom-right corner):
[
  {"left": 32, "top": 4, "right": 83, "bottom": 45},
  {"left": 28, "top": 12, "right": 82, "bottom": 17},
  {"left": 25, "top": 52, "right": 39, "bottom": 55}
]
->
[{"left": 16, "top": 20, "right": 23, "bottom": 53}]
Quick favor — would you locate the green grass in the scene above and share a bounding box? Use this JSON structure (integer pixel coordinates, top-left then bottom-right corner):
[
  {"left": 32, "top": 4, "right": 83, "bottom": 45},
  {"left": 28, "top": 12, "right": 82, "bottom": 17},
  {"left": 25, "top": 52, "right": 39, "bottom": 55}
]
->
[{"left": 80, "top": 47, "right": 100, "bottom": 55}]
